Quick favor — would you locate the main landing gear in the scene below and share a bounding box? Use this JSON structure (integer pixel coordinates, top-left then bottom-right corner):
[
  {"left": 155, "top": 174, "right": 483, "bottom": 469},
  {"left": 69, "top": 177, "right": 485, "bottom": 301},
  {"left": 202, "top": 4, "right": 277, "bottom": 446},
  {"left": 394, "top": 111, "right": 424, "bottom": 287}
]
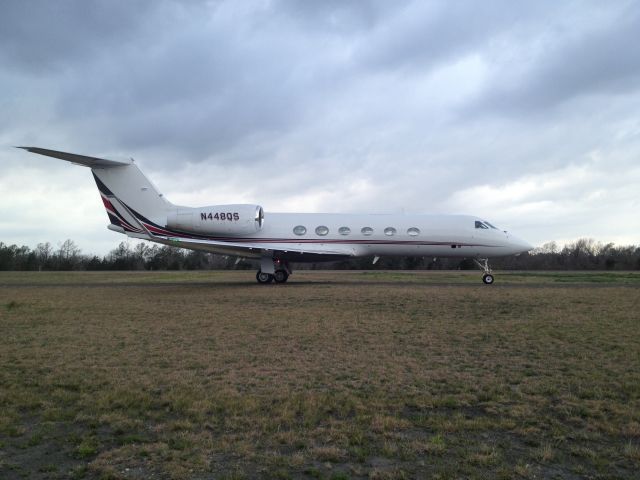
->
[
  {"left": 474, "top": 258, "right": 495, "bottom": 285},
  {"left": 256, "top": 258, "right": 291, "bottom": 284},
  {"left": 256, "top": 269, "right": 290, "bottom": 284}
]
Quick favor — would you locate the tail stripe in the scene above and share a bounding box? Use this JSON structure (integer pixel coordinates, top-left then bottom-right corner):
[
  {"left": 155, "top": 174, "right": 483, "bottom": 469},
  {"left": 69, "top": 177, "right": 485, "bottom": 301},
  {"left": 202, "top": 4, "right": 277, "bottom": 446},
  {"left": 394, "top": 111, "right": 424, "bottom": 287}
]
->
[{"left": 99, "top": 192, "right": 145, "bottom": 234}]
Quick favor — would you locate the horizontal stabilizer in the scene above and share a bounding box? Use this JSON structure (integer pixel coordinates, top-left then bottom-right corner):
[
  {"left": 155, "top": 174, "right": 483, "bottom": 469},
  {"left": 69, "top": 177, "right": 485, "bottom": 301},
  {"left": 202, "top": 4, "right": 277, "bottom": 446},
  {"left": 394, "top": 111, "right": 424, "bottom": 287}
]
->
[{"left": 17, "top": 147, "right": 132, "bottom": 168}]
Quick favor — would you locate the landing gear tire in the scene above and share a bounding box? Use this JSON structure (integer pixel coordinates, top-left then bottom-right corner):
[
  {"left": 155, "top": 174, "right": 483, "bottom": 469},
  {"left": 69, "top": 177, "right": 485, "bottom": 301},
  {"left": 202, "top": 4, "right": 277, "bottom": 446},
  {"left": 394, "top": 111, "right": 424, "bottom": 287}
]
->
[
  {"left": 474, "top": 258, "right": 495, "bottom": 285},
  {"left": 482, "top": 273, "right": 494, "bottom": 285},
  {"left": 273, "top": 269, "right": 289, "bottom": 283},
  {"left": 256, "top": 271, "right": 274, "bottom": 284}
]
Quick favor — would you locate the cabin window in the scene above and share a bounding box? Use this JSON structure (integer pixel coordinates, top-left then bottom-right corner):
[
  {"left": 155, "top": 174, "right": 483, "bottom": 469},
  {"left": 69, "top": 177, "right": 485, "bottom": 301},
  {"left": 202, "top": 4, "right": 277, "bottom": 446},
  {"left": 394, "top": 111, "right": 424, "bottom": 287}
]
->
[
  {"left": 315, "top": 225, "right": 329, "bottom": 236},
  {"left": 407, "top": 227, "right": 420, "bottom": 236},
  {"left": 361, "top": 227, "right": 374, "bottom": 236},
  {"left": 384, "top": 227, "right": 396, "bottom": 236},
  {"left": 293, "top": 225, "right": 307, "bottom": 235},
  {"left": 475, "top": 221, "right": 489, "bottom": 229},
  {"left": 338, "top": 226, "right": 351, "bottom": 235}
]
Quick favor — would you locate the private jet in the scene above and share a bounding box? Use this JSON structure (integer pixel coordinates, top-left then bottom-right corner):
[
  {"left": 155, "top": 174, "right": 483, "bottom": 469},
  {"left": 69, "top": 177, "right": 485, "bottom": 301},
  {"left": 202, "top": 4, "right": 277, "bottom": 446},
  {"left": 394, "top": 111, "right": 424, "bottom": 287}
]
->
[{"left": 20, "top": 147, "right": 533, "bottom": 284}]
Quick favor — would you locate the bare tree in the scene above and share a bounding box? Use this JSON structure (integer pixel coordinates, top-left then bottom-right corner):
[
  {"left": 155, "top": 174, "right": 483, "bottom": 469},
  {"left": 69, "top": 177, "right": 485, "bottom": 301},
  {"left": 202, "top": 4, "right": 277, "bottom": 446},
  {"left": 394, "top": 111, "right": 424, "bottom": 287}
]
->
[
  {"left": 57, "top": 239, "right": 81, "bottom": 270},
  {"left": 35, "top": 242, "right": 52, "bottom": 271}
]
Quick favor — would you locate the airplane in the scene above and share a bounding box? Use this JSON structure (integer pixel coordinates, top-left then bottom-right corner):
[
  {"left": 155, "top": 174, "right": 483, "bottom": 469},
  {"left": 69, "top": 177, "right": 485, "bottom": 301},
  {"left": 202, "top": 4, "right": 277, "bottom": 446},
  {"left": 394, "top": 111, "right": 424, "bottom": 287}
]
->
[{"left": 19, "top": 147, "right": 533, "bottom": 284}]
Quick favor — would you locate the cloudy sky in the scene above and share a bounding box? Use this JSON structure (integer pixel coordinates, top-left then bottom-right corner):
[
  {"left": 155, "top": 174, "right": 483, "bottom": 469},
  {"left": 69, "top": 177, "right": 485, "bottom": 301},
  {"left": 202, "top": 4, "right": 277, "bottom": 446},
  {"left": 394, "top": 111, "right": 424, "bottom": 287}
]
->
[{"left": 2, "top": 0, "right": 639, "bottom": 255}]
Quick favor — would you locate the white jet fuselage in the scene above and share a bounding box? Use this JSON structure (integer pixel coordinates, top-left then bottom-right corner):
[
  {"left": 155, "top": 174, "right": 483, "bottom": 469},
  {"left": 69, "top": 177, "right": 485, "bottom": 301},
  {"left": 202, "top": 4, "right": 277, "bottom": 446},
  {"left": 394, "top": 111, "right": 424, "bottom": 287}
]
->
[{"left": 161, "top": 211, "right": 532, "bottom": 261}]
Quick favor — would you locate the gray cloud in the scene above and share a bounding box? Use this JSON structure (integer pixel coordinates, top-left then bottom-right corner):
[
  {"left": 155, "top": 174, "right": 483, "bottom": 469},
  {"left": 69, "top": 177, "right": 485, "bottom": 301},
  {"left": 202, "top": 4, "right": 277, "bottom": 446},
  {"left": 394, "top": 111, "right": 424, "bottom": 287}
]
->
[
  {"left": 2, "top": 0, "right": 640, "bottom": 252},
  {"left": 0, "top": 0, "right": 157, "bottom": 73},
  {"left": 46, "top": 1, "right": 345, "bottom": 160},
  {"left": 467, "top": 1, "right": 640, "bottom": 114},
  {"left": 275, "top": 0, "right": 390, "bottom": 33},
  {"left": 356, "top": 1, "right": 536, "bottom": 72}
]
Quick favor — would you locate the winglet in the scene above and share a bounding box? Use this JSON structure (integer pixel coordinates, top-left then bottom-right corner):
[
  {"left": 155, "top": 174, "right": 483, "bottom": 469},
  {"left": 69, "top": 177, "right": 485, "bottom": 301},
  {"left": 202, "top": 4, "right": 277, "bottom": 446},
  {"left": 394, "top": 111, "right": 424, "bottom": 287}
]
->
[{"left": 17, "top": 146, "right": 133, "bottom": 168}]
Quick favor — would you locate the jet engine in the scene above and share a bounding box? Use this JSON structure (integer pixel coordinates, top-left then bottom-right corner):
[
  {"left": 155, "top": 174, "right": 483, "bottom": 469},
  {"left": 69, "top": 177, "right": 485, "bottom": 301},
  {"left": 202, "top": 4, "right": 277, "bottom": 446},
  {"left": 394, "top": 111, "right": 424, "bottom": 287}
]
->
[{"left": 167, "top": 204, "right": 264, "bottom": 235}]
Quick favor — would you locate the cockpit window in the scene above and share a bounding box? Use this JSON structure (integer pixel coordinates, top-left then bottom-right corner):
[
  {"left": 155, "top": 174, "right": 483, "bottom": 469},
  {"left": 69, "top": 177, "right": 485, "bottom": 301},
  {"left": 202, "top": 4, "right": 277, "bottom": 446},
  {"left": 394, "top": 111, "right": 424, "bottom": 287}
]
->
[
  {"left": 484, "top": 221, "right": 498, "bottom": 229},
  {"left": 475, "top": 221, "right": 489, "bottom": 229}
]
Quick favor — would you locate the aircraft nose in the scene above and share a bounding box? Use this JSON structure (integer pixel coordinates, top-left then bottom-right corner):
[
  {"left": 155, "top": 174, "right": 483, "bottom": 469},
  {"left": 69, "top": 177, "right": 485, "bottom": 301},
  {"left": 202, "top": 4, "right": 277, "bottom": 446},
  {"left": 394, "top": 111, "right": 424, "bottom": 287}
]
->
[
  {"left": 521, "top": 240, "right": 534, "bottom": 252},
  {"left": 511, "top": 236, "right": 534, "bottom": 253}
]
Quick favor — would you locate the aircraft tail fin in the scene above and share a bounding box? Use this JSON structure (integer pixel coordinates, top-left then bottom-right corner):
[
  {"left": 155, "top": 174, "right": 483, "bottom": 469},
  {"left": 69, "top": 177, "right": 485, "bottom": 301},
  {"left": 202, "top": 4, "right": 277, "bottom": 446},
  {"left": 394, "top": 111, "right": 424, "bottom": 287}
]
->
[{"left": 18, "top": 147, "right": 172, "bottom": 234}]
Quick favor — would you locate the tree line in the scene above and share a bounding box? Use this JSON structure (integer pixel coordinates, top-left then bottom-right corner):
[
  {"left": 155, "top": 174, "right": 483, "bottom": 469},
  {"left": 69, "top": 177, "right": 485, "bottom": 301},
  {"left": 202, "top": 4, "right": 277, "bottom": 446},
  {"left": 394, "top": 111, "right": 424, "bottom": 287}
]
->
[
  {"left": 1, "top": 238, "right": 639, "bottom": 271},
  {"left": 0, "top": 240, "right": 233, "bottom": 271}
]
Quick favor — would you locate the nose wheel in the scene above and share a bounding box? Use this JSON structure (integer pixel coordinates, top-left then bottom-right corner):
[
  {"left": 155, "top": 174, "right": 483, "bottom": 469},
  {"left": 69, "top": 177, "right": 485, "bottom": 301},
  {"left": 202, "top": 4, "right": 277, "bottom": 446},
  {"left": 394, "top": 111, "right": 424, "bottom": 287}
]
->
[{"left": 474, "top": 258, "right": 495, "bottom": 285}]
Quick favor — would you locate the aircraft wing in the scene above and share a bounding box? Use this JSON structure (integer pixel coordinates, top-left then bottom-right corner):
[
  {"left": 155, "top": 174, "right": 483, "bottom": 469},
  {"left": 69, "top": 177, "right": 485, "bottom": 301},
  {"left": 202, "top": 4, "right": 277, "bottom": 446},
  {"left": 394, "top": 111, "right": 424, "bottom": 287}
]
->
[
  {"left": 128, "top": 223, "right": 354, "bottom": 259},
  {"left": 153, "top": 234, "right": 357, "bottom": 259}
]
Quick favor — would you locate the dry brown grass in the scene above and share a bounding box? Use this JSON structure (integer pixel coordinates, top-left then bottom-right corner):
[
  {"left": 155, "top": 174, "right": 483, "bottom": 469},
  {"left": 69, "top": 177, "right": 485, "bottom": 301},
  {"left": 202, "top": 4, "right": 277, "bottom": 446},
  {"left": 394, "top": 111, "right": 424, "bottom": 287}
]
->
[{"left": 0, "top": 270, "right": 639, "bottom": 479}]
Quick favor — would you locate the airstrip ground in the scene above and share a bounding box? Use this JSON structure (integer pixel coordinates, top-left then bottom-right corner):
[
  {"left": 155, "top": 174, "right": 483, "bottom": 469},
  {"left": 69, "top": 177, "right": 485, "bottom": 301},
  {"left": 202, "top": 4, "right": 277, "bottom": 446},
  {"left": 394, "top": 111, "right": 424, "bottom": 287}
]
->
[{"left": 1, "top": 271, "right": 639, "bottom": 479}]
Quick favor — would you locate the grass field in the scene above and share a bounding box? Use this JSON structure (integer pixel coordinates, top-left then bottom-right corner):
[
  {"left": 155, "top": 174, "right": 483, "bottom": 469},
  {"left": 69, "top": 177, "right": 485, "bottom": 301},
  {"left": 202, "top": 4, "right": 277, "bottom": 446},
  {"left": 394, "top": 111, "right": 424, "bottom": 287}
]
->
[{"left": 1, "top": 270, "right": 639, "bottom": 479}]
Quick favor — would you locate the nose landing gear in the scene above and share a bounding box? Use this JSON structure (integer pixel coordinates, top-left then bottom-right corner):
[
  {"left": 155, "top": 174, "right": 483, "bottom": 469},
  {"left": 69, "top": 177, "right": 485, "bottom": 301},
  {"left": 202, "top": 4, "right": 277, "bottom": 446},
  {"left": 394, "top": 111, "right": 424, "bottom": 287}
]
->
[{"left": 474, "top": 258, "right": 495, "bottom": 285}]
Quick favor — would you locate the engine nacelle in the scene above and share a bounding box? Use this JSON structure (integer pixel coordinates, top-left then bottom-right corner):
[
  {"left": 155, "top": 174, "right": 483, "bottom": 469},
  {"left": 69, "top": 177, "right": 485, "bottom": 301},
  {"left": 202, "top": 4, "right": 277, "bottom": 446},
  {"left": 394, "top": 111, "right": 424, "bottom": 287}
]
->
[{"left": 167, "top": 204, "right": 264, "bottom": 235}]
